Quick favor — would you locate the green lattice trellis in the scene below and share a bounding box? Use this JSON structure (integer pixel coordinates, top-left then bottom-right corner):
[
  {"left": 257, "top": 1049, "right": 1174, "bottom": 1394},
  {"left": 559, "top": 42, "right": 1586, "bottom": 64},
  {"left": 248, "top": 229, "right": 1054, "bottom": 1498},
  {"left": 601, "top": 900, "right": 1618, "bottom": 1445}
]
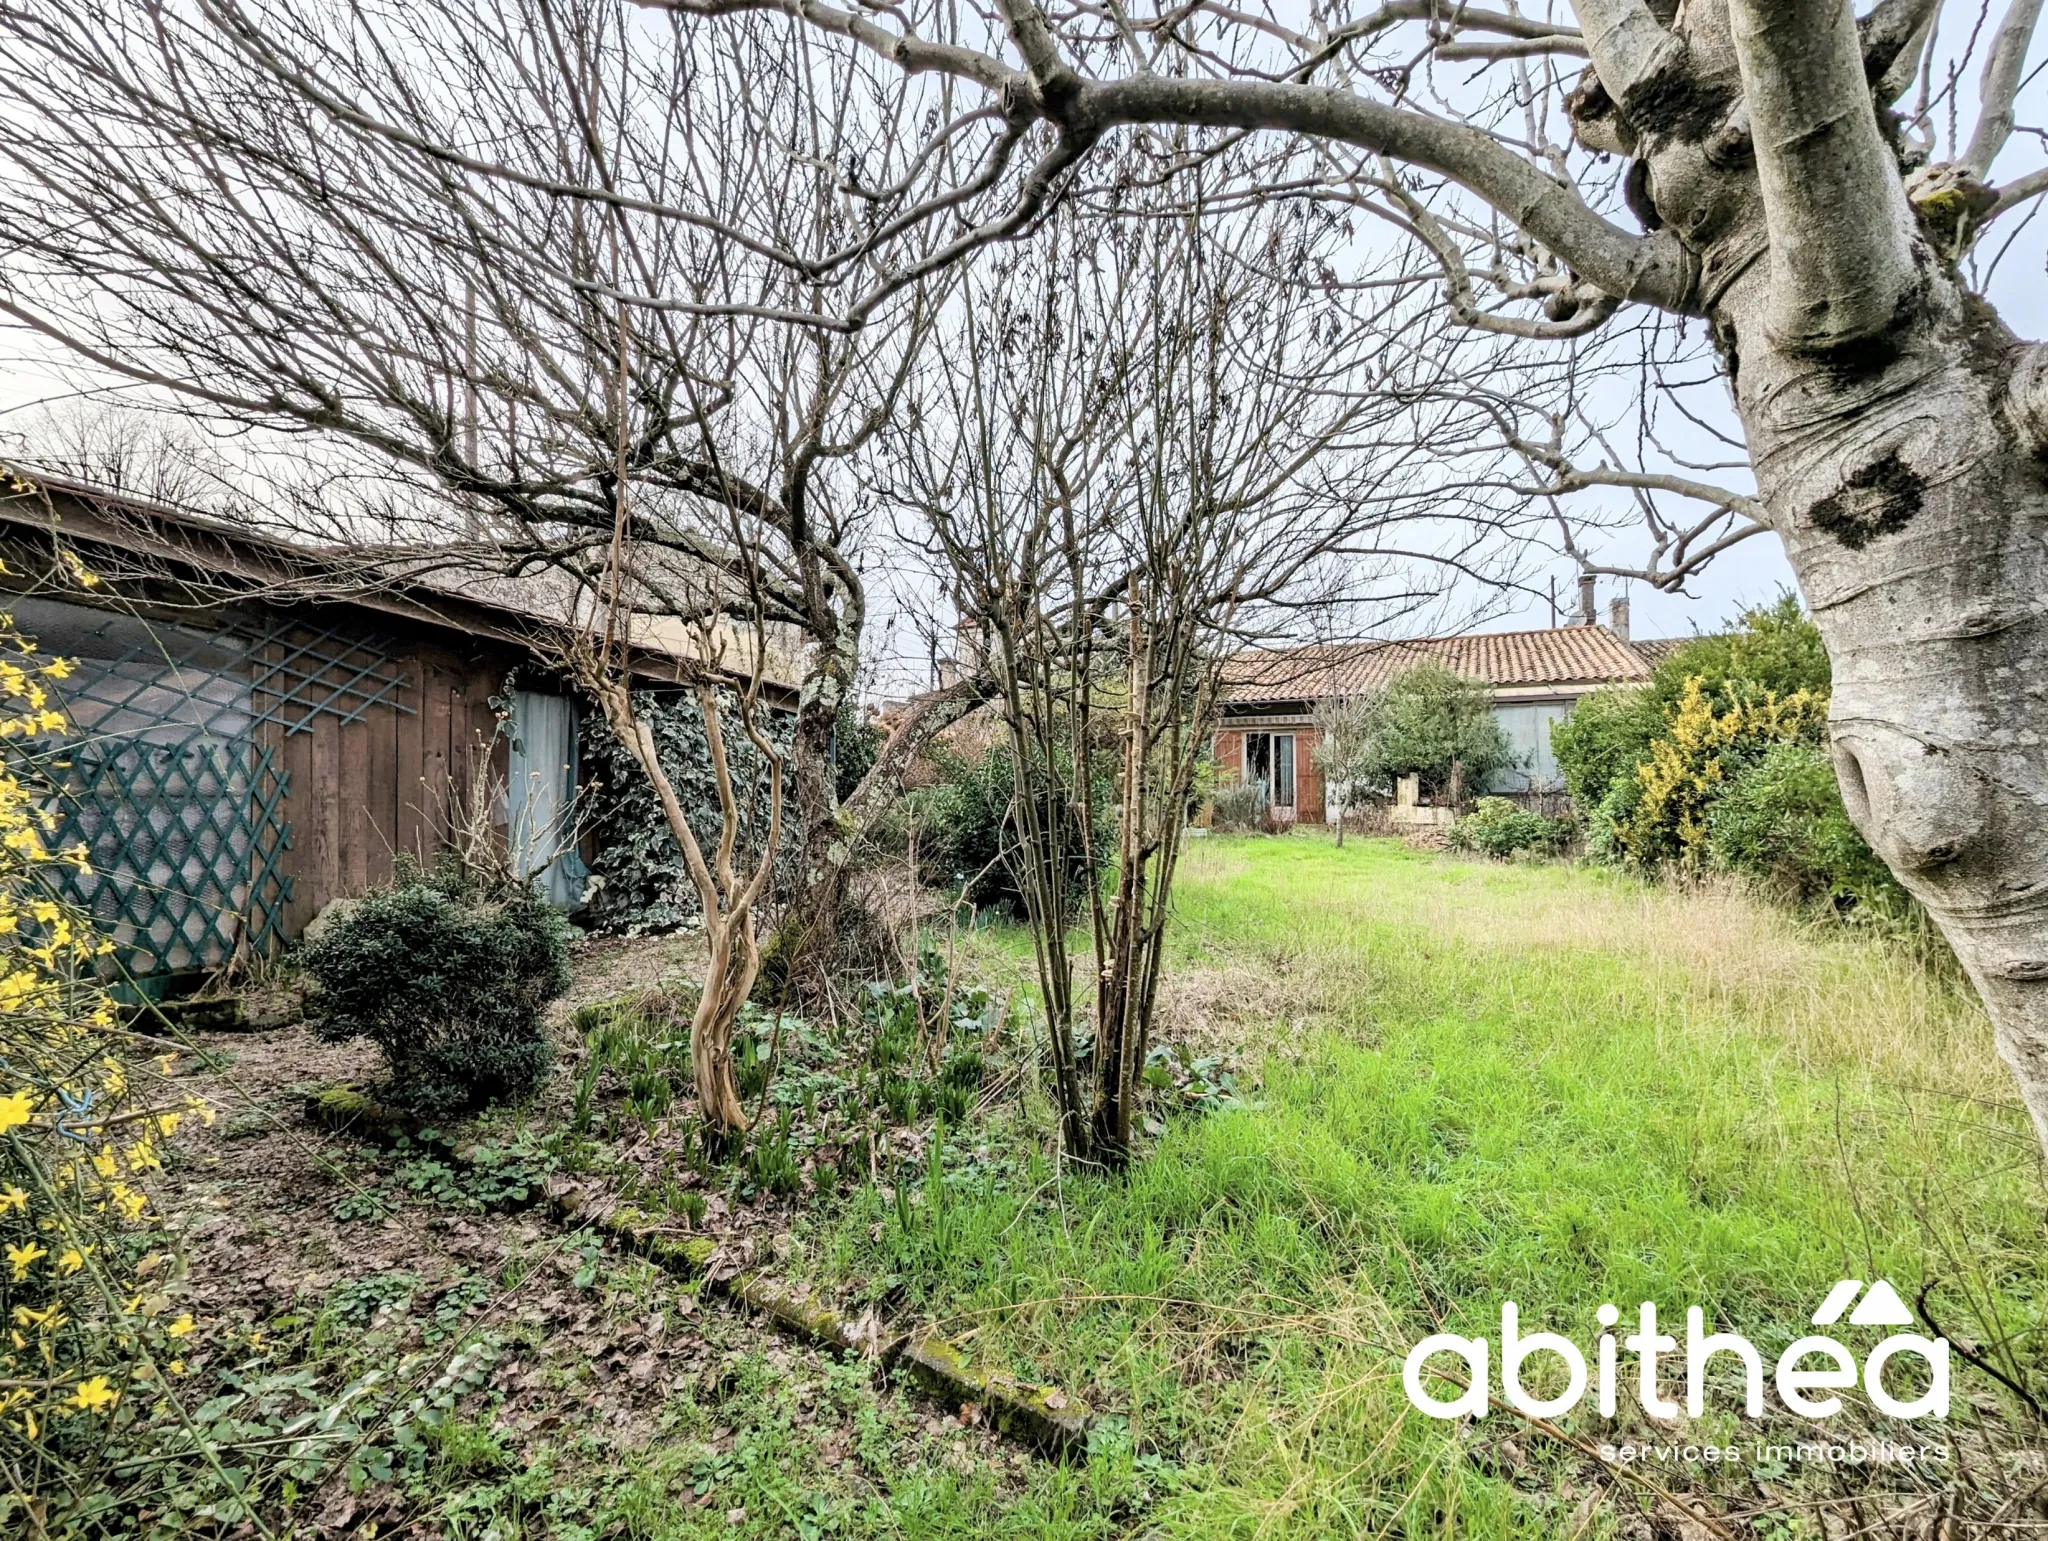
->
[
  {"left": 49, "top": 612, "right": 415, "bottom": 740},
  {"left": 18, "top": 600, "right": 423, "bottom": 989},
  {"left": 246, "top": 619, "right": 414, "bottom": 733},
  {"left": 40, "top": 735, "right": 292, "bottom": 988}
]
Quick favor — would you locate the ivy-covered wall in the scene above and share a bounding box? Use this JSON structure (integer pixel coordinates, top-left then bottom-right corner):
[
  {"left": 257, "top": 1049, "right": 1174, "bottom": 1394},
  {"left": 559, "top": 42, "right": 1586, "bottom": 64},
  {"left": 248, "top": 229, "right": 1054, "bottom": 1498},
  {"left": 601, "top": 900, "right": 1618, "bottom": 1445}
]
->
[{"left": 579, "top": 688, "right": 794, "bottom": 934}]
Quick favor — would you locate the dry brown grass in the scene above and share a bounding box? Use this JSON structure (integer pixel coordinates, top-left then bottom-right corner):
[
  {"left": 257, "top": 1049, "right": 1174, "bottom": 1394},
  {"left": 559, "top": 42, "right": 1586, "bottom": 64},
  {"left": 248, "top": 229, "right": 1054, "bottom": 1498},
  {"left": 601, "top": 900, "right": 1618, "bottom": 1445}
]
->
[
  {"left": 1169, "top": 836, "right": 2005, "bottom": 1110},
  {"left": 1409, "top": 865, "right": 1993, "bottom": 1099}
]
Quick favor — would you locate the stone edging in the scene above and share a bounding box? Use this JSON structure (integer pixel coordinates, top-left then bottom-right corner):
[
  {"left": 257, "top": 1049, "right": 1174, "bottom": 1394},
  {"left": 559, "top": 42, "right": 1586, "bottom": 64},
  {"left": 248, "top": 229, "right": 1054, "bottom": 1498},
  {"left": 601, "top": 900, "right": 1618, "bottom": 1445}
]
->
[
  {"left": 546, "top": 1179, "right": 1096, "bottom": 1458},
  {"left": 302, "top": 1084, "right": 1096, "bottom": 1458}
]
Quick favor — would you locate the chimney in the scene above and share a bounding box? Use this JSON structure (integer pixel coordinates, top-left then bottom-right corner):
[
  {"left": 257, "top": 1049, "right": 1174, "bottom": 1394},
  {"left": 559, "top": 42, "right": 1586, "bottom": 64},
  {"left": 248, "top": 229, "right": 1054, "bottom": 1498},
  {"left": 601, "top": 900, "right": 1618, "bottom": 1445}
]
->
[
  {"left": 1609, "top": 597, "right": 1631, "bottom": 643},
  {"left": 954, "top": 615, "right": 987, "bottom": 672},
  {"left": 1578, "top": 573, "right": 1596, "bottom": 626}
]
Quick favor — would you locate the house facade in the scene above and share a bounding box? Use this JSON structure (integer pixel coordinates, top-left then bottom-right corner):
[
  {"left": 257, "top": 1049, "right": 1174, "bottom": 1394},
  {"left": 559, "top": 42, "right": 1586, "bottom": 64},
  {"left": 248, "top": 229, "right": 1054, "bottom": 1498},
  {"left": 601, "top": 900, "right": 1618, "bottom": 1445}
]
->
[{"left": 1214, "top": 618, "right": 1657, "bottom": 824}]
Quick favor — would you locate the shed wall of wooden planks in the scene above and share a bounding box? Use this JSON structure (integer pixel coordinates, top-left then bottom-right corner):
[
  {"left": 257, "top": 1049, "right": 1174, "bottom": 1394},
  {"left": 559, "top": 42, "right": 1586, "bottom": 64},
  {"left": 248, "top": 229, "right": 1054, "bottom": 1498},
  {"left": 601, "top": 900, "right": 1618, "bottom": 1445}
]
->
[{"left": 252, "top": 622, "right": 517, "bottom": 937}]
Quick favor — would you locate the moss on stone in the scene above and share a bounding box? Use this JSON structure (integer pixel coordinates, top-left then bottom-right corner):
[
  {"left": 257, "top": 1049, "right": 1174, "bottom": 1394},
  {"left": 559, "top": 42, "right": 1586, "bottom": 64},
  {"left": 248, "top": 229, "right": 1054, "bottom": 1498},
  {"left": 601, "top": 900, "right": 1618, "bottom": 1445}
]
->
[
  {"left": 896, "top": 1332, "right": 1093, "bottom": 1455},
  {"left": 646, "top": 1235, "right": 717, "bottom": 1274},
  {"left": 302, "top": 1084, "right": 426, "bottom": 1142},
  {"left": 539, "top": 1195, "right": 1093, "bottom": 1458}
]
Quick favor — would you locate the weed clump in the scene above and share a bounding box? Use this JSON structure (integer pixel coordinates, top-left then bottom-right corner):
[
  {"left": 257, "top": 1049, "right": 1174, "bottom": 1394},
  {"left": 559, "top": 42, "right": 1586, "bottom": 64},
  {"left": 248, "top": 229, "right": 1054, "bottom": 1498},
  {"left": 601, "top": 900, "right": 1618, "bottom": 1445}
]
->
[
  {"left": 1447, "top": 796, "right": 1573, "bottom": 860},
  {"left": 301, "top": 857, "right": 573, "bottom": 1115}
]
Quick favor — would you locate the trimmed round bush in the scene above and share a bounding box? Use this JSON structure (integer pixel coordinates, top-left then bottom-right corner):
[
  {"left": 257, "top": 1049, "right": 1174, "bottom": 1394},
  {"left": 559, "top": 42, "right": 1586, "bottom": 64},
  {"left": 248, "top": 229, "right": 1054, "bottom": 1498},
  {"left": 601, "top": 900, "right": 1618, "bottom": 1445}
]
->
[{"left": 301, "top": 868, "right": 573, "bottom": 1115}]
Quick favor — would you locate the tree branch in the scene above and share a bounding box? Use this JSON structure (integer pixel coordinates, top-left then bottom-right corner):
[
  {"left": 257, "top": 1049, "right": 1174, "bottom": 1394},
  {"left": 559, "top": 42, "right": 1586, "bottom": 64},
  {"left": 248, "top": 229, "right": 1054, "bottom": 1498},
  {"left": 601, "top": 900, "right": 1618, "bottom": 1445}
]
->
[
  {"left": 1726, "top": 0, "right": 1918, "bottom": 351},
  {"left": 647, "top": 0, "right": 1692, "bottom": 312},
  {"left": 1990, "top": 163, "right": 2048, "bottom": 219},
  {"left": 1383, "top": 167, "right": 1627, "bottom": 336},
  {"left": 1963, "top": 0, "right": 2047, "bottom": 176},
  {"left": 1435, "top": 37, "right": 1588, "bottom": 61},
  {"left": 1571, "top": 0, "right": 1676, "bottom": 99},
  {"left": 638, "top": 0, "right": 1025, "bottom": 94},
  {"left": 1075, "top": 75, "right": 1696, "bottom": 308},
  {"left": 1862, "top": 0, "right": 1942, "bottom": 104}
]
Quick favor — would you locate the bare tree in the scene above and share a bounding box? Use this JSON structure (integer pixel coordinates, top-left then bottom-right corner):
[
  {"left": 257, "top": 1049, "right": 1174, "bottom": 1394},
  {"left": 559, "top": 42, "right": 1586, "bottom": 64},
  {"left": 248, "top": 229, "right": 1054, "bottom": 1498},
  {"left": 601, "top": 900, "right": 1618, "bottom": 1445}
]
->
[
  {"left": 0, "top": 0, "right": 973, "bottom": 981},
  {"left": 1311, "top": 696, "right": 1376, "bottom": 847},
  {"left": 560, "top": 563, "right": 786, "bottom": 1139},
  {"left": 887, "top": 181, "right": 1516, "bottom": 1161},
  {"left": 595, "top": 0, "right": 2048, "bottom": 1159}
]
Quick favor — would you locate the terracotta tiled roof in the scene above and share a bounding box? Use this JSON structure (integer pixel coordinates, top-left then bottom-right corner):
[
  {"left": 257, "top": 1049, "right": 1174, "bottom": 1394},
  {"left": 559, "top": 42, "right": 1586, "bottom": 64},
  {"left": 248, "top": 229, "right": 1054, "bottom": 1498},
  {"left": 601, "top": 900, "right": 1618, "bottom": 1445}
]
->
[
  {"left": 1222, "top": 624, "right": 1653, "bottom": 703},
  {"left": 1629, "top": 637, "right": 1695, "bottom": 668}
]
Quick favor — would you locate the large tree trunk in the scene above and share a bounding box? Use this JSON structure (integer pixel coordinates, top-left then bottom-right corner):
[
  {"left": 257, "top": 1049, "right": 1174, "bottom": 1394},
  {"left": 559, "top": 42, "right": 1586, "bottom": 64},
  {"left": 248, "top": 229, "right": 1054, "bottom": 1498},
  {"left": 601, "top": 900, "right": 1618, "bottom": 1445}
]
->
[
  {"left": 1550, "top": 0, "right": 2048, "bottom": 1156},
  {"left": 1720, "top": 265, "right": 2048, "bottom": 1150},
  {"left": 764, "top": 635, "right": 860, "bottom": 994}
]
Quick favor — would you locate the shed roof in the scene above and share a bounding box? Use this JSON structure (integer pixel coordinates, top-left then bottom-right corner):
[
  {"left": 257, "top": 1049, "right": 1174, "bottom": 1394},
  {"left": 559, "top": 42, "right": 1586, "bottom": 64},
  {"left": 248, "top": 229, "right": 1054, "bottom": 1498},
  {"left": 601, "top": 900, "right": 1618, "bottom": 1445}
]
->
[
  {"left": 1222, "top": 624, "right": 1653, "bottom": 704},
  {"left": 0, "top": 466, "right": 800, "bottom": 691},
  {"left": 1629, "top": 637, "right": 1696, "bottom": 668}
]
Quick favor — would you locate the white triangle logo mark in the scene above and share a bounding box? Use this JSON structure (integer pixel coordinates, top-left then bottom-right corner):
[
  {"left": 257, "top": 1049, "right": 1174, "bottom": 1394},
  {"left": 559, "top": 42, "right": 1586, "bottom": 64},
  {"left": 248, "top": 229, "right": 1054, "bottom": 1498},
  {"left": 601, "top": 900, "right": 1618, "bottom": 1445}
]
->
[
  {"left": 1812, "top": 1279, "right": 1863, "bottom": 1326},
  {"left": 1848, "top": 1279, "right": 1914, "bottom": 1327}
]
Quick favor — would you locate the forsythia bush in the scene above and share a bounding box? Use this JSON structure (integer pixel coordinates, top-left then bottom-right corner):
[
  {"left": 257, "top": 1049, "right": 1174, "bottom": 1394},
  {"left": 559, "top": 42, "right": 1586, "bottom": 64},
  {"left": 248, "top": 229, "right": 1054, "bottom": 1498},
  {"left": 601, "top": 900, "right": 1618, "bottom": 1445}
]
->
[
  {"left": 0, "top": 613, "right": 209, "bottom": 1523},
  {"left": 1615, "top": 678, "right": 1829, "bottom": 870},
  {"left": 1556, "top": 600, "right": 1926, "bottom": 935}
]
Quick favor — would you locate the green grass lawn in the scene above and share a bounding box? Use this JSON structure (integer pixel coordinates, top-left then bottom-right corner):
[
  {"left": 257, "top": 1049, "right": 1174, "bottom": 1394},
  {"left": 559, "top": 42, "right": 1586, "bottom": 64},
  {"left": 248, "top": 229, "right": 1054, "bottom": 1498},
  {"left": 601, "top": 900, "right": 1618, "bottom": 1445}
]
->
[{"left": 793, "top": 835, "right": 2047, "bottom": 1537}]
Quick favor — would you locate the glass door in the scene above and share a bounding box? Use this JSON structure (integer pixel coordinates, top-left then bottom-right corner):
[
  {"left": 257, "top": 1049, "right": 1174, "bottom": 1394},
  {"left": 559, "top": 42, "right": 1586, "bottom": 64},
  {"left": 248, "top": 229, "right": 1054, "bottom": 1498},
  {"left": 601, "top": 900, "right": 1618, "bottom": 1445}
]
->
[
  {"left": 1242, "top": 732, "right": 1296, "bottom": 817},
  {"left": 1244, "top": 732, "right": 1272, "bottom": 811}
]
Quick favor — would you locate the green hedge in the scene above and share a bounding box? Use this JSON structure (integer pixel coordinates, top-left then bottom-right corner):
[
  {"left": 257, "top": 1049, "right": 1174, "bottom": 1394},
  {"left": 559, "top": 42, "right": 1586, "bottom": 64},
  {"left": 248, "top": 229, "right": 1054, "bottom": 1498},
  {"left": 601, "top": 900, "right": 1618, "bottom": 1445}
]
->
[
  {"left": 1551, "top": 596, "right": 1920, "bottom": 932},
  {"left": 1447, "top": 797, "right": 1574, "bottom": 860}
]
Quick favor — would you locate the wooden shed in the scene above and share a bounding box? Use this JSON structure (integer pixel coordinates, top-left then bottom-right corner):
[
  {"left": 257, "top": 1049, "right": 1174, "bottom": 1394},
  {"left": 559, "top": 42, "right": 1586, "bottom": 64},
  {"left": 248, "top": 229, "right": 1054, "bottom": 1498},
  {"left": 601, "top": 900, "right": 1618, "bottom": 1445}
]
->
[{"left": 0, "top": 470, "right": 777, "bottom": 996}]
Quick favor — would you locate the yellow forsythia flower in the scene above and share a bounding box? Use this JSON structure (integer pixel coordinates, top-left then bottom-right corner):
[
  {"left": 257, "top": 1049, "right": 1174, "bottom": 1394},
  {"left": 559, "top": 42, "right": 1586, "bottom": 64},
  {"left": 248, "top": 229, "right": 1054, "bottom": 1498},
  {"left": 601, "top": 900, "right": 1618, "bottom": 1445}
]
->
[
  {"left": 167, "top": 1313, "right": 194, "bottom": 1338},
  {"left": 66, "top": 1376, "right": 118, "bottom": 1414},
  {"left": 0, "top": 1087, "right": 33, "bottom": 1133},
  {"left": 0, "top": 1185, "right": 26, "bottom": 1214},
  {"left": 6, "top": 1241, "right": 46, "bottom": 1280}
]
